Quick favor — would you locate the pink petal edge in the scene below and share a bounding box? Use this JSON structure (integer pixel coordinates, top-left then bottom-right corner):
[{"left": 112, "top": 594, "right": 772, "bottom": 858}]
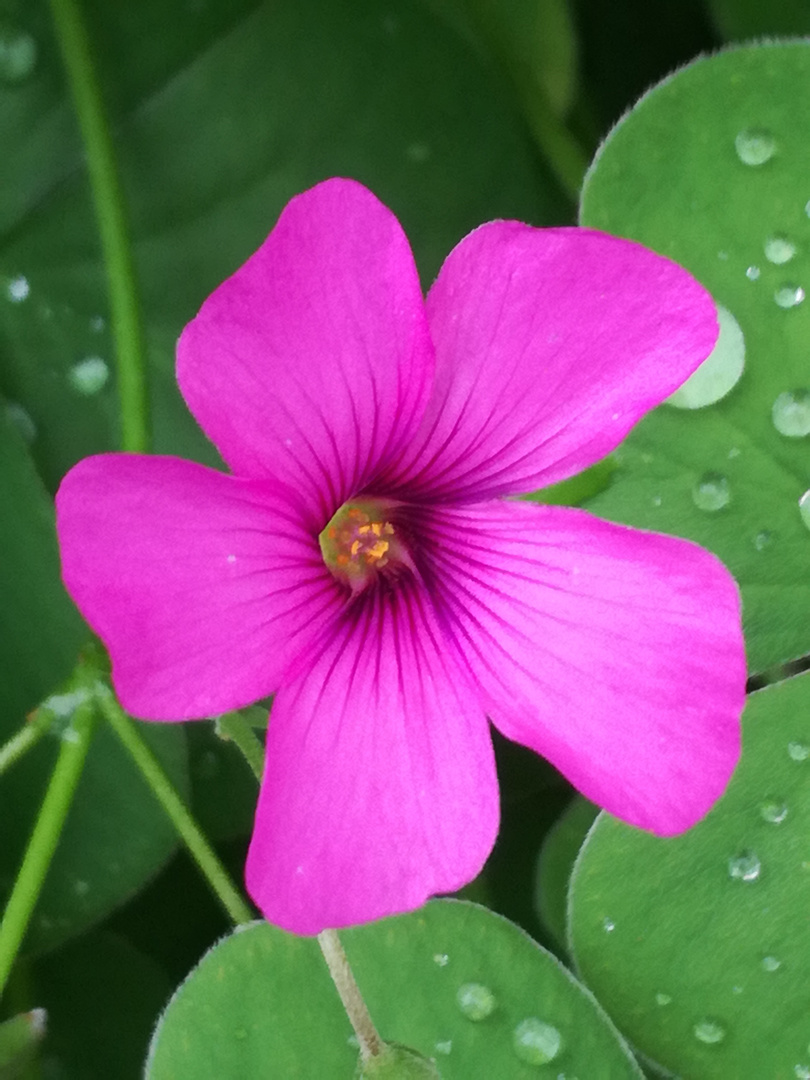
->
[
  {"left": 416, "top": 499, "right": 745, "bottom": 835},
  {"left": 177, "top": 178, "right": 435, "bottom": 528},
  {"left": 245, "top": 580, "right": 498, "bottom": 934},
  {"left": 56, "top": 454, "right": 343, "bottom": 720},
  {"left": 383, "top": 223, "right": 719, "bottom": 502}
]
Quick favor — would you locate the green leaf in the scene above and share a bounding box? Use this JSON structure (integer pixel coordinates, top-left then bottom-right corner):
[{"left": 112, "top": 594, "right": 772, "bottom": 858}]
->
[
  {"left": 147, "top": 900, "right": 643, "bottom": 1079},
  {"left": 187, "top": 719, "right": 261, "bottom": 843},
  {"left": 0, "top": 698, "right": 190, "bottom": 956},
  {"left": 568, "top": 670, "right": 810, "bottom": 1080},
  {"left": 534, "top": 796, "right": 599, "bottom": 952},
  {"left": 0, "top": 404, "right": 85, "bottom": 727},
  {"left": 707, "top": 0, "right": 810, "bottom": 40},
  {"left": 0, "top": 0, "right": 565, "bottom": 493},
  {"left": 580, "top": 40, "right": 810, "bottom": 673},
  {"left": 33, "top": 929, "right": 173, "bottom": 1078},
  {"left": 0, "top": 1010, "right": 46, "bottom": 1078}
]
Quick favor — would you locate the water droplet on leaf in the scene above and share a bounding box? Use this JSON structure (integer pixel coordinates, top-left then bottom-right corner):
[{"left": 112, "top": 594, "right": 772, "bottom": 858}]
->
[
  {"left": 728, "top": 851, "right": 761, "bottom": 881},
  {"left": 0, "top": 25, "right": 37, "bottom": 84},
  {"left": 666, "top": 304, "right": 744, "bottom": 409},
  {"left": 602, "top": 917, "right": 615, "bottom": 932},
  {"left": 795, "top": 1066, "right": 810, "bottom": 1080},
  {"left": 432, "top": 953, "right": 449, "bottom": 967},
  {"left": 753, "top": 530, "right": 773, "bottom": 552},
  {"left": 693, "top": 1018, "right": 726, "bottom": 1045},
  {"left": 512, "top": 1018, "right": 562, "bottom": 1065},
  {"left": 735, "top": 129, "right": 776, "bottom": 166},
  {"left": 746, "top": 265, "right": 761, "bottom": 281},
  {"left": 772, "top": 390, "right": 810, "bottom": 437},
  {"left": 434, "top": 1040, "right": 452, "bottom": 1055},
  {"left": 774, "top": 284, "right": 805, "bottom": 309},
  {"left": 692, "top": 472, "right": 730, "bottom": 512},
  {"left": 6, "top": 274, "right": 29, "bottom": 302},
  {"left": 761, "top": 955, "right": 781, "bottom": 972},
  {"left": 765, "top": 234, "right": 797, "bottom": 264},
  {"left": 655, "top": 992, "right": 672, "bottom": 1006},
  {"left": 760, "top": 799, "right": 788, "bottom": 823},
  {"left": 69, "top": 356, "right": 109, "bottom": 395},
  {"left": 788, "top": 740, "right": 810, "bottom": 761},
  {"left": 456, "top": 982, "right": 497, "bottom": 1021},
  {"left": 800, "top": 491, "right": 810, "bottom": 532},
  {"left": 5, "top": 402, "right": 36, "bottom": 443}
]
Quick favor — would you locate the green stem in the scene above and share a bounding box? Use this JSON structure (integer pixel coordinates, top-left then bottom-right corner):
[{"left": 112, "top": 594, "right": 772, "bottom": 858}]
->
[
  {"left": 317, "top": 929, "right": 383, "bottom": 1061},
  {"left": 0, "top": 712, "right": 52, "bottom": 778},
  {"left": 97, "top": 689, "right": 254, "bottom": 925},
  {"left": 47, "top": 0, "right": 150, "bottom": 454},
  {"left": 0, "top": 703, "right": 96, "bottom": 1000},
  {"left": 214, "top": 713, "right": 265, "bottom": 783}
]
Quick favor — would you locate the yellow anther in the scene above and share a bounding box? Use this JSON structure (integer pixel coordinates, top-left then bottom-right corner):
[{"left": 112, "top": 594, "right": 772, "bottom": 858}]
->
[
  {"left": 366, "top": 540, "right": 390, "bottom": 562},
  {"left": 350, "top": 539, "right": 361, "bottom": 557},
  {"left": 357, "top": 524, "right": 371, "bottom": 535}
]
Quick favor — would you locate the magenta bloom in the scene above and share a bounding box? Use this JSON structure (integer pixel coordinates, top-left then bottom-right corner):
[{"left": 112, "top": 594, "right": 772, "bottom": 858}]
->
[{"left": 56, "top": 179, "right": 745, "bottom": 934}]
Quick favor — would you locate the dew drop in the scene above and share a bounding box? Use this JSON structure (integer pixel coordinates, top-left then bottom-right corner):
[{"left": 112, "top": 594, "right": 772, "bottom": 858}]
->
[
  {"left": 651, "top": 495, "right": 662, "bottom": 507},
  {"left": 655, "top": 992, "right": 672, "bottom": 1006},
  {"left": 89, "top": 314, "right": 105, "bottom": 332},
  {"left": 433, "top": 953, "right": 449, "bottom": 967},
  {"left": 795, "top": 1066, "right": 810, "bottom": 1080},
  {"left": 512, "top": 1018, "right": 563, "bottom": 1065},
  {"left": 788, "top": 740, "right": 810, "bottom": 761},
  {"left": 753, "top": 530, "right": 773, "bottom": 552},
  {"left": 692, "top": 472, "right": 731, "bottom": 512},
  {"left": 760, "top": 799, "right": 788, "bottom": 824},
  {"left": 666, "top": 304, "right": 745, "bottom": 409},
  {"left": 434, "top": 1040, "right": 452, "bottom": 1055},
  {"left": 761, "top": 955, "right": 781, "bottom": 972},
  {"left": 73, "top": 879, "right": 89, "bottom": 897},
  {"left": 347, "top": 1034, "right": 360, "bottom": 1049},
  {"left": 69, "top": 356, "right": 109, "bottom": 395},
  {"left": 800, "top": 491, "right": 810, "bottom": 532},
  {"left": 456, "top": 982, "right": 497, "bottom": 1021},
  {"left": 5, "top": 402, "right": 36, "bottom": 443},
  {"left": 772, "top": 390, "right": 810, "bottom": 437},
  {"left": 764, "top": 234, "right": 797, "bottom": 264},
  {"left": 602, "top": 917, "right": 616, "bottom": 932},
  {"left": 6, "top": 274, "right": 29, "bottom": 302},
  {"left": 693, "top": 1018, "right": 726, "bottom": 1045},
  {"left": 728, "top": 851, "right": 761, "bottom": 882},
  {"left": 735, "top": 128, "right": 776, "bottom": 166},
  {"left": 0, "top": 25, "right": 37, "bottom": 84},
  {"left": 774, "top": 284, "right": 805, "bottom": 309},
  {"left": 746, "top": 265, "right": 761, "bottom": 281}
]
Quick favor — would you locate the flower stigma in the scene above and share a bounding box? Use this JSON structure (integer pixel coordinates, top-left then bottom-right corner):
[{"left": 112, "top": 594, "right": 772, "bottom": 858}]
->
[{"left": 319, "top": 501, "right": 405, "bottom": 592}]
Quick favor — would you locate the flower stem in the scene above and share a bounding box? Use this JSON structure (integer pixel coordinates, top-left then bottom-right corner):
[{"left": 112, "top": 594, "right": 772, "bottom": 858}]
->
[
  {"left": 0, "top": 702, "right": 96, "bottom": 1000},
  {"left": 214, "top": 712, "right": 265, "bottom": 783},
  {"left": 317, "top": 929, "right": 383, "bottom": 1061},
  {"left": 96, "top": 689, "right": 254, "bottom": 925},
  {"left": 0, "top": 712, "right": 52, "bottom": 778},
  {"left": 47, "top": 0, "right": 150, "bottom": 454}
]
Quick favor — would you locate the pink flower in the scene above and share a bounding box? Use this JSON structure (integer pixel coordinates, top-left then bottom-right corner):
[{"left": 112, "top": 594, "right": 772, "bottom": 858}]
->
[{"left": 56, "top": 179, "right": 745, "bottom": 935}]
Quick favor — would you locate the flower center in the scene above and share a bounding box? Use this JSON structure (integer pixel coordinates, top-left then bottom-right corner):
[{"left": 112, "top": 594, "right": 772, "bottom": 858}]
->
[{"left": 319, "top": 500, "right": 403, "bottom": 591}]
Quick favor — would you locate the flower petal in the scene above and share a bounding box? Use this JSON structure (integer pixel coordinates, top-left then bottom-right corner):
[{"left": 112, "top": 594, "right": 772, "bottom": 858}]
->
[
  {"left": 384, "top": 224, "right": 718, "bottom": 501},
  {"left": 416, "top": 500, "right": 745, "bottom": 834},
  {"left": 245, "top": 580, "right": 498, "bottom": 934},
  {"left": 177, "top": 178, "right": 434, "bottom": 526},
  {"left": 56, "top": 455, "right": 342, "bottom": 720}
]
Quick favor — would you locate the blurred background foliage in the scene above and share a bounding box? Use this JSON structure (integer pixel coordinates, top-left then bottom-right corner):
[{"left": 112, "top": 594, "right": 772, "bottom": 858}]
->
[{"left": 1, "top": 0, "right": 808, "bottom": 1075}]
